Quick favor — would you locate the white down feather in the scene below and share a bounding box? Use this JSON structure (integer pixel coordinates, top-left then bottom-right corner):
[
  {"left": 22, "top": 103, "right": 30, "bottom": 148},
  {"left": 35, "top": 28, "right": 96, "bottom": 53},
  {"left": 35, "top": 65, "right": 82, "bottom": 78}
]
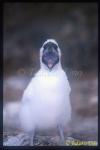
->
[{"left": 19, "top": 39, "right": 71, "bottom": 132}]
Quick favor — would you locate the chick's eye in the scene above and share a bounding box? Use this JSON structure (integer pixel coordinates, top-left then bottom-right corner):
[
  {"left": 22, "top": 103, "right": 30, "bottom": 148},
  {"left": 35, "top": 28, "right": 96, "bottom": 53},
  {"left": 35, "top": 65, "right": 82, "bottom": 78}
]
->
[{"left": 53, "top": 45, "right": 58, "bottom": 49}]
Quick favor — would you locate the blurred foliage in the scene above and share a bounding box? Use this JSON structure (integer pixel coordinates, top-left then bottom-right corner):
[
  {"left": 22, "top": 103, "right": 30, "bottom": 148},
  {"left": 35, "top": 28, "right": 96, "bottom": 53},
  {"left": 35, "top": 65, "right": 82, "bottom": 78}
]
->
[{"left": 4, "top": 3, "right": 98, "bottom": 75}]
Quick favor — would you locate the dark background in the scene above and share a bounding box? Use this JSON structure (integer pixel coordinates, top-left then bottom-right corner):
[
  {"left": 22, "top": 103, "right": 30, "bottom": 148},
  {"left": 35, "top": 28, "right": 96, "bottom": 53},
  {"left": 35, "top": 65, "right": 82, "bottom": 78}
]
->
[
  {"left": 4, "top": 3, "right": 98, "bottom": 75},
  {"left": 3, "top": 3, "right": 98, "bottom": 144}
]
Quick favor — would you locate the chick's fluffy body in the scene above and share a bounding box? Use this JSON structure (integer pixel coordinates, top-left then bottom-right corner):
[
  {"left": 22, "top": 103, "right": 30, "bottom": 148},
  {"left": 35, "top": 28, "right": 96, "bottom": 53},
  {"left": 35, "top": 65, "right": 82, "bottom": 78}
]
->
[{"left": 20, "top": 39, "right": 71, "bottom": 133}]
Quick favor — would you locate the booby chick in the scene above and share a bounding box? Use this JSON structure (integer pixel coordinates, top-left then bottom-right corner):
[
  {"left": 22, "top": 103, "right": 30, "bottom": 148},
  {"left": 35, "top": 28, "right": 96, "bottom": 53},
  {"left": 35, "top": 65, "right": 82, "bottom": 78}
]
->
[{"left": 20, "top": 39, "right": 72, "bottom": 145}]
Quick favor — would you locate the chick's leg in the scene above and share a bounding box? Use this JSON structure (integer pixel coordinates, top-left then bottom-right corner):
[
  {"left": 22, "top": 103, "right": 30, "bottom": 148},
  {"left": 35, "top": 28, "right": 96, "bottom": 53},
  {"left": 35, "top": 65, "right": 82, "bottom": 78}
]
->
[
  {"left": 58, "top": 124, "right": 65, "bottom": 145},
  {"left": 29, "top": 130, "right": 35, "bottom": 146}
]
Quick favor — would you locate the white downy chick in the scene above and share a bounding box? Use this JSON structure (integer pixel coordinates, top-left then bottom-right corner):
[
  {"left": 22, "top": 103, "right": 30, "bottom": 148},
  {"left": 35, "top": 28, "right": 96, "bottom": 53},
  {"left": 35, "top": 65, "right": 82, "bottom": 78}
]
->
[{"left": 19, "top": 39, "right": 72, "bottom": 145}]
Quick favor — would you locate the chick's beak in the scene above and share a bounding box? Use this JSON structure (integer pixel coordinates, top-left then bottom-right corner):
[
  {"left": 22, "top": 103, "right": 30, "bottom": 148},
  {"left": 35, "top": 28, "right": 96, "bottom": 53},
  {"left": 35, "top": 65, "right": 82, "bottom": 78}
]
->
[{"left": 47, "top": 59, "right": 54, "bottom": 69}]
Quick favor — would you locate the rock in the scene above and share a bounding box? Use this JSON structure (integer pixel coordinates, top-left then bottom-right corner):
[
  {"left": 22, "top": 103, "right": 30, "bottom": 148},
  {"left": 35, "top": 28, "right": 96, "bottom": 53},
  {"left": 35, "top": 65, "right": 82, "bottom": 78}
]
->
[{"left": 3, "top": 133, "right": 30, "bottom": 146}]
